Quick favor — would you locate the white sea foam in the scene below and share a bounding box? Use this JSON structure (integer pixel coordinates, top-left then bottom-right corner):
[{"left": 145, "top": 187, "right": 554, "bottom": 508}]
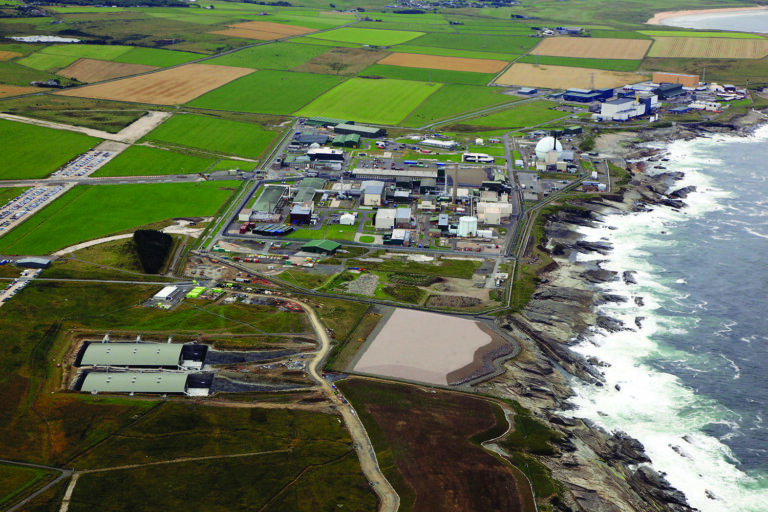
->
[{"left": 563, "top": 132, "right": 768, "bottom": 511}]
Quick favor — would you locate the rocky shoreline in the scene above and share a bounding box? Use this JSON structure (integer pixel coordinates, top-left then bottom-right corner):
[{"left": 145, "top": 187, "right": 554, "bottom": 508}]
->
[{"left": 484, "top": 118, "right": 766, "bottom": 512}]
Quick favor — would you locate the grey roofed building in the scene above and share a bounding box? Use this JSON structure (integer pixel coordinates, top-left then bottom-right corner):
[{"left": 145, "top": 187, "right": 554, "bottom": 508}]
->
[
  {"left": 252, "top": 186, "right": 286, "bottom": 213},
  {"left": 81, "top": 372, "right": 189, "bottom": 394},
  {"left": 79, "top": 343, "right": 183, "bottom": 367},
  {"left": 16, "top": 257, "right": 51, "bottom": 269},
  {"left": 297, "top": 134, "right": 329, "bottom": 145}
]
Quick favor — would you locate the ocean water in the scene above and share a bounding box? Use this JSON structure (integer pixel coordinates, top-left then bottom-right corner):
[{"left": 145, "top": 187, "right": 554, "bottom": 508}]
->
[
  {"left": 661, "top": 10, "right": 768, "bottom": 33},
  {"left": 565, "top": 124, "right": 768, "bottom": 511}
]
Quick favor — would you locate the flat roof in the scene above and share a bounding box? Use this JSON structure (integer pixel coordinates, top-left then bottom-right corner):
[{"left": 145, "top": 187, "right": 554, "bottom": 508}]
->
[
  {"left": 80, "top": 343, "right": 183, "bottom": 367},
  {"left": 252, "top": 186, "right": 286, "bottom": 213},
  {"left": 154, "top": 286, "right": 178, "bottom": 300},
  {"left": 353, "top": 169, "right": 438, "bottom": 179},
  {"left": 335, "top": 123, "right": 381, "bottom": 134},
  {"left": 302, "top": 239, "right": 341, "bottom": 251},
  {"left": 81, "top": 372, "right": 188, "bottom": 394}
]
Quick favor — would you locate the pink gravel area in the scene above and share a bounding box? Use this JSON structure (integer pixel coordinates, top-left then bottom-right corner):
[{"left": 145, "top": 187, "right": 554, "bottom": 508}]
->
[{"left": 352, "top": 309, "right": 493, "bottom": 385}]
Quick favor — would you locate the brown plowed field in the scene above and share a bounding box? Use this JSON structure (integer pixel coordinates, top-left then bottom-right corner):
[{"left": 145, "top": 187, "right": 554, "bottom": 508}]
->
[
  {"left": 296, "top": 47, "right": 389, "bottom": 75},
  {"left": 58, "top": 58, "right": 158, "bottom": 83},
  {"left": 495, "top": 63, "right": 647, "bottom": 89},
  {"left": 56, "top": 64, "right": 253, "bottom": 105},
  {"left": 210, "top": 20, "right": 316, "bottom": 41},
  {"left": 338, "top": 379, "right": 534, "bottom": 512},
  {"left": 0, "top": 84, "right": 37, "bottom": 97},
  {"left": 378, "top": 52, "right": 508, "bottom": 73},
  {"left": 0, "top": 51, "right": 21, "bottom": 61},
  {"left": 647, "top": 37, "right": 768, "bottom": 59},
  {"left": 530, "top": 37, "right": 651, "bottom": 60}
]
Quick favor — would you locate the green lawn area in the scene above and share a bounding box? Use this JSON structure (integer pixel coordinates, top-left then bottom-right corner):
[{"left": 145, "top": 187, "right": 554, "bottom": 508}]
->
[
  {"left": 205, "top": 41, "right": 328, "bottom": 70},
  {"left": 464, "top": 100, "right": 566, "bottom": 129},
  {"left": 408, "top": 32, "right": 536, "bottom": 55},
  {"left": 0, "top": 119, "right": 98, "bottom": 179},
  {"left": 141, "top": 114, "right": 277, "bottom": 159},
  {"left": 0, "top": 187, "right": 28, "bottom": 204},
  {"left": 402, "top": 84, "right": 516, "bottom": 127},
  {"left": 286, "top": 222, "right": 358, "bottom": 241},
  {"left": 297, "top": 78, "right": 441, "bottom": 125},
  {"left": 359, "top": 64, "right": 495, "bottom": 86},
  {"left": 0, "top": 181, "right": 239, "bottom": 255},
  {"left": 393, "top": 45, "right": 515, "bottom": 61},
  {"left": 112, "top": 47, "right": 201, "bottom": 67},
  {"left": 517, "top": 55, "right": 640, "bottom": 71},
  {"left": 0, "top": 463, "right": 53, "bottom": 508},
  {"left": 92, "top": 146, "right": 216, "bottom": 177},
  {"left": 307, "top": 27, "right": 424, "bottom": 46},
  {"left": 17, "top": 52, "right": 77, "bottom": 71},
  {"left": 359, "top": 235, "right": 374, "bottom": 243},
  {"left": 0, "top": 60, "right": 59, "bottom": 85},
  {"left": 188, "top": 70, "right": 343, "bottom": 115}
]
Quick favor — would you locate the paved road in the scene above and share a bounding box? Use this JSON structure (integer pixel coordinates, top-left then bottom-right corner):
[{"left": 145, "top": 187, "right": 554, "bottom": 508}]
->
[
  {"left": 0, "top": 459, "right": 73, "bottom": 512},
  {"left": 296, "top": 298, "right": 400, "bottom": 512}
]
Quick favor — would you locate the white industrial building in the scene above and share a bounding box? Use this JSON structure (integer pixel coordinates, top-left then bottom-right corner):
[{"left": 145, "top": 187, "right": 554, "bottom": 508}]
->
[
  {"left": 238, "top": 209, "right": 252, "bottom": 222},
  {"left": 339, "top": 212, "right": 356, "bottom": 225},
  {"left": 421, "top": 139, "right": 458, "bottom": 150},
  {"left": 395, "top": 207, "right": 411, "bottom": 228},
  {"left": 361, "top": 181, "right": 385, "bottom": 206},
  {"left": 457, "top": 216, "right": 478, "bottom": 237},
  {"left": 375, "top": 208, "right": 397, "bottom": 229},
  {"left": 153, "top": 286, "right": 182, "bottom": 302},
  {"left": 599, "top": 94, "right": 658, "bottom": 121},
  {"left": 476, "top": 202, "right": 514, "bottom": 224}
]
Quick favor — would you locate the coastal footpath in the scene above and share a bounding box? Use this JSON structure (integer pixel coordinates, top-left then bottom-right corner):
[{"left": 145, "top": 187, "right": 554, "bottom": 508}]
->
[{"left": 481, "top": 113, "right": 766, "bottom": 512}]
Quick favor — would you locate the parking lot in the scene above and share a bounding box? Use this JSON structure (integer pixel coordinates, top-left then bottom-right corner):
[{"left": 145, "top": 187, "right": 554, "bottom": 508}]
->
[
  {"left": 0, "top": 184, "right": 70, "bottom": 233},
  {"left": 0, "top": 267, "right": 39, "bottom": 306}
]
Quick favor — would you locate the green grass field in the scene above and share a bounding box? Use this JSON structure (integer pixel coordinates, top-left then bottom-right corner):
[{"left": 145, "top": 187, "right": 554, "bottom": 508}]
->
[
  {"left": 92, "top": 146, "right": 216, "bottom": 177},
  {"left": 0, "top": 119, "right": 98, "bottom": 179},
  {"left": 40, "top": 44, "right": 132, "bottom": 60},
  {"left": 517, "top": 55, "right": 641, "bottom": 71},
  {"left": 285, "top": 222, "right": 358, "bottom": 241},
  {"left": 409, "top": 32, "right": 536, "bottom": 55},
  {"left": 205, "top": 41, "right": 327, "bottom": 70},
  {"left": 17, "top": 52, "right": 77, "bottom": 71},
  {"left": 112, "top": 47, "right": 201, "bottom": 67},
  {"left": 402, "top": 84, "right": 516, "bottom": 127},
  {"left": 0, "top": 463, "right": 53, "bottom": 508},
  {"left": 188, "top": 70, "right": 343, "bottom": 115},
  {"left": 297, "top": 77, "right": 441, "bottom": 125},
  {"left": 307, "top": 27, "right": 424, "bottom": 46},
  {"left": 359, "top": 64, "right": 495, "bottom": 85},
  {"left": 0, "top": 181, "right": 239, "bottom": 254},
  {"left": 142, "top": 114, "right": 277, "bottom": 159},
  {"left": 392, "top": 44, "right": 515, "bottom": 60},
  {"left": 462, "top": 100, "right": 566, "bottom": 129}
]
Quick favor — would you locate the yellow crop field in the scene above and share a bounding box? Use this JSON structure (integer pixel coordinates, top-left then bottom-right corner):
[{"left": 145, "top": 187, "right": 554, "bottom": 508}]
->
[
  {"left": 378, "top": 53, "right": 508, "bottom": 73},
  {"left": 647, "top": 37, "right": 768, "bottom": 59},
  {"left": 495, "top": 63, "right": 648, "bottom": 89},
  {"left": 210, "top": 20, "right": 316, "bottom": 41},
  {"left": 58, "top": 59, "right": 157, "bottom": 83},
  {"left": 530, "top": 37, "right": 651, "bottom": 60},
  {"left": 57, "top": 64, "right": 253, "bottom": 105}
]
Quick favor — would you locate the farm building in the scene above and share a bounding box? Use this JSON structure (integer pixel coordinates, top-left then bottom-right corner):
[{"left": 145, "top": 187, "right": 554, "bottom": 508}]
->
[
  {"left": 290, "top": 204, "right": 313, "bottom": 225},
  {"left": 252, "top": 186, "right": 287, "bottom": 213},
  {"left": 16, "top": 257, "right": 51, "bottom": 269},
  {"left": 653, "top": 83, "right": 684, "bottom": 100},
  {"left": 153, "top": 286, "right": 183, "bottom": 302},
  {"left": 79, "top": 372, "right": 192, "bottom": 395},
  {"left": 334, "top": 123, "right": 386, "bottom": 138},
  {"left": 301, "top": 240, "right": 341, "bottom": 255},
  {"left": 304, "top": 116, "right": 349, "bottom": 127},
  {"left": 75, "top": 342, "right": 198, "bottom": 368},
  {"left": 332, "top": 133, "right": 361, "bottom": 148},
  {"left": 362, "top": 181, "right": 386, "bottom": 206},
  {"left": 308, "top": 147, "right": 344, "bottom": 161},
  {"left": 375, "top": 208, "right": 397, "bottom": 229},
  {"left": 395, "top": 207, "right": 411, "bottom": 228},
  {"left": 653, "top": 72, "right": 699, "bottom": 88}
]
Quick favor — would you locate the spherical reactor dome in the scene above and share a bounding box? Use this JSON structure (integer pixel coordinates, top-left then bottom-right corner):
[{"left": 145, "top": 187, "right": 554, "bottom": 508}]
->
[{"left": 535, "top": 136, "right": 563, "bottom": 160}]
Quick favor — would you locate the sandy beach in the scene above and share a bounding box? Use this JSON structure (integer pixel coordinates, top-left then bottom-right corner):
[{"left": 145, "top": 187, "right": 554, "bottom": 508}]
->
[{"left": 647, "top": 6, "right": 768, "bottom": 25}]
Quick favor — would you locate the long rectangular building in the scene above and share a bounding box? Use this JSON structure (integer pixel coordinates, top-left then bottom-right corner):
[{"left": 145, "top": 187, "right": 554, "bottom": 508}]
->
[
  {"left": 78, "top": 343, "right": 183, "bottom": 368},
  {"left": 352, "top": 168, "right": 438, "bottom": 180},
  {"left": 80, "top": 372, "right": 189, "bottom": 394}
]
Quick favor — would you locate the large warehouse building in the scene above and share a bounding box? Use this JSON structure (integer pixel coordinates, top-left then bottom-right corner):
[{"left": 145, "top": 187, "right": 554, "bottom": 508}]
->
[
  {"left": 334, "top": 123, "right": 386, "bottom": 138},
  {"left": 80, "top": 372, "right": 191, "bottom": 395},
  {"left": 75, "top": 342, "right": 208, "bottom": 369}
]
